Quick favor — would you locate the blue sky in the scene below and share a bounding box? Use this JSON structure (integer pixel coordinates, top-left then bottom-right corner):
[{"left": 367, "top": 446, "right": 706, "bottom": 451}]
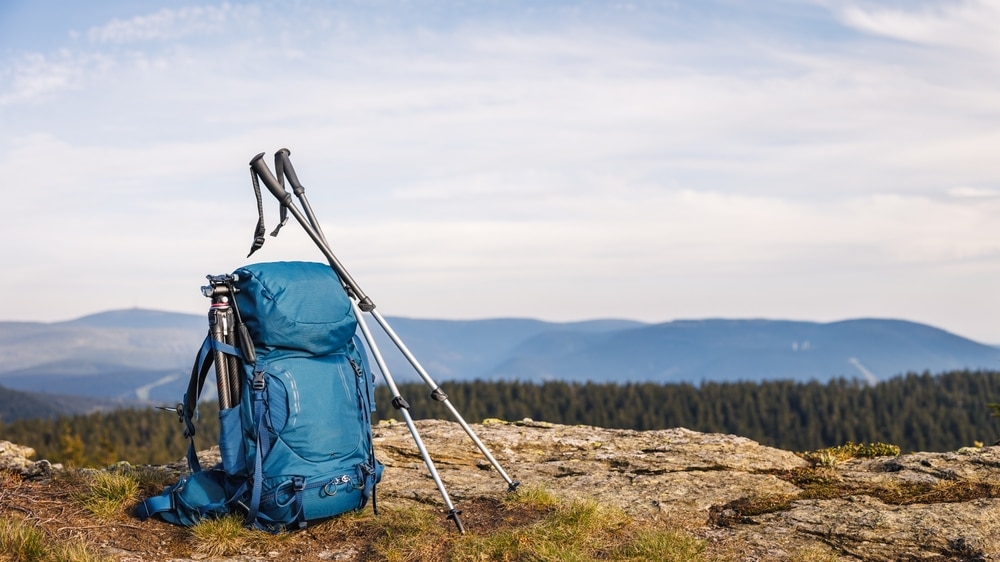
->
[{"left": 3, "top": 0, "right": 1000, "bottom": 343}]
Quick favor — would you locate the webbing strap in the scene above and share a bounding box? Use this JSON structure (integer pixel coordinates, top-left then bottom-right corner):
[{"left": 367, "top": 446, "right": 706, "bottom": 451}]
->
[
  {"left": 182, "top": 335, "right": 243, "bottom": 473},
  {"left": 247, "top": 168, "right": 288, "bottom": 257},
  {"left": 247, "top": 169, "right": 267, "bottom": 257},
  {"left": 181, "top": 337, "right": 213, "bottom": 472},
  {"left": 292, "top": 476, "right": 306, "bottom": 529},
  {"left": 245, "top": 370, "right": 271, "bottom": 527},
  {"left": 136, "top": 493, "right": 173, "bottom": 521}
]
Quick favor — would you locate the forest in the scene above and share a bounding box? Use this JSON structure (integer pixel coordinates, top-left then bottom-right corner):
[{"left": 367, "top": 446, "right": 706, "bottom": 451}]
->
[{"left": 2, "top": 369, "right": 999, "bottom": 468}]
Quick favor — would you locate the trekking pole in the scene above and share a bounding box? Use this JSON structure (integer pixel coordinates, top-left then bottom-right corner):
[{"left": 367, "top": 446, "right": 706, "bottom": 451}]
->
[
  {"left": 353, "top": 299, "right": 466, "bottom": 532},
  {"left": 272, "top": 148, "right": 469, "bottom": 530},
  {"left": 274, "top": 149, "right": 327, "bottom": 247},
  {"left": 250, "top": 151, "right": 520, "bottom": 493}
]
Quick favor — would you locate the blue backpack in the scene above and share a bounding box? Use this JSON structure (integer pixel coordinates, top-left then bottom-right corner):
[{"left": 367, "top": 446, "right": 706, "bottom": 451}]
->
[{"left": 138, "top": 261, "right": 383, "bottom": 530}]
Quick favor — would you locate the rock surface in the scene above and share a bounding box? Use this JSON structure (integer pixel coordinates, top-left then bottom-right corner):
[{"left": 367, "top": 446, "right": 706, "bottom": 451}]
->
[
  {"left": 5, "top": 420, "right": 1000, "bottom": 561},
  {"left": 0, "top": 440, "right": 60, "bottom": 478},
  {"left": 369, "top": 419, "right": 1000, "bottom": 561}
]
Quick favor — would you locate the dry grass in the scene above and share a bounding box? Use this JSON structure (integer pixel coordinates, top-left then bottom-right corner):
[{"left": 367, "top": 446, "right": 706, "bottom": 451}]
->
[
  {"left": 1, "top": 467, "right": 706, "bottom": 562},
  {"left": 72, "top": 470, "right": 139, "bottom": 520},
  {"left": 0, "top": 514, "right": 111, "bottom": 562},
  {"left": 451, "top": 495, "right": 705, "bottom": 562},
  {"left": 711, "top": 443, "right": 1000, "bottom": 528},
  {"left": 798, "top": 441, "right": 901, "bottom": 467},
  {"left": 190, "top": 513, "right": 286, "bottom": 556}
]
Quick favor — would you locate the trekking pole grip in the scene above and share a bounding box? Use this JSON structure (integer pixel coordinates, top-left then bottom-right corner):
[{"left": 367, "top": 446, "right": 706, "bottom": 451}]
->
[
  {"left": 249, "top": 152, "right": 293, "bottom": 206},
  {"left": 275, "top": 148, "right": 305, "bottom": 195}
]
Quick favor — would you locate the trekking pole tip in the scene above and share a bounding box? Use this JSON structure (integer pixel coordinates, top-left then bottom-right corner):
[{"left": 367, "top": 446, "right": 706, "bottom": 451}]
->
[
  {"left": 447, "top": 509, "right": 465, "bottom": 534},
  {"left": 507, "top": 481, "right": 521, "bottom": 494}
]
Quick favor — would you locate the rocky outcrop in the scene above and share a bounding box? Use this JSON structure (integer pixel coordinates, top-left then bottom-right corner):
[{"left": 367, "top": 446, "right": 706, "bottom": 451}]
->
[
  {"left": 0, "top": 440, "right": 60, "bottom": 478},
  {"left": 6, "top": 420, "right": 1000, "bottom": 561},
  {"left": 369, "top": 419, "right": 1000, "bottom": 561},
  {"left": 372, "top": 419, "right": 807, "bottom": 522}
]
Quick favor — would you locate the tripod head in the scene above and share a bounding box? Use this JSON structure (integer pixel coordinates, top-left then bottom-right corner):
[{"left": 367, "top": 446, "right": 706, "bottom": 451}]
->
[
  {"left": 202, "top": 272, "right": 256, "bottom": 366},
  {"left": 202, "top": 273, "right": 239, "bottom": 298}
]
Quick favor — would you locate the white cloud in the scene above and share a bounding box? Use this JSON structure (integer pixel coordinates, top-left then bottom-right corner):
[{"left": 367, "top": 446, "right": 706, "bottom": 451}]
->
[
  {"left": 948, "top": 186, "right": 999, "bottom": 198},
  {"left": 840, "top": 0, "right": 1000, "bottom": 53},
  {"left": 86, "top": 3, "right": 258, "bottom": 44},
  {"left": 0, "top": 51, "right": 94, "bottom": 104},
  {"left": 3, "top": 1, "right": 1000, "bottom": 342}
]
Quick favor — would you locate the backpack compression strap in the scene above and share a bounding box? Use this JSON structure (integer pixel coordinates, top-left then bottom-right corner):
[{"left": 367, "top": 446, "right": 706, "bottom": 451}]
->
[
  {"left": 136, "top": 469, "right": 231, "bottom": 525},
  {"left": 245, "top": 367, "right": 273, "bottom": 528}
]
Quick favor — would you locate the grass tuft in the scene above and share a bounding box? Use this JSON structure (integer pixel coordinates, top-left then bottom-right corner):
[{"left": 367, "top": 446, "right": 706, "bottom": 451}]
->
[
  {"left": 0, "top": 515, "right": 110, "bottom": 562},
  {"left": 505, "top": 485, "right": 559, "bottom": 511},
  {"left": 119, "top": 465, "right": 178, "bottom": 497},
  {"left": 0, "top": 515, "right": 47, "bottom": 562},
  {"left": 455, "top": 497, "right": 704, "bottom": 562},
  {"left": 799, "top": 442, "right": 901, "bottom": 466},
  {"left": 613, "top": 528, "right": 707, "bottom": 562},
  {"left": 73, "top": 470, "right": 139, "bottom": 520},
  {"left": 190, "top": 514, "right": 283, "bottom": 556},
  {"left": 369, "top": 506, "right": 450, "bottom": 561}
]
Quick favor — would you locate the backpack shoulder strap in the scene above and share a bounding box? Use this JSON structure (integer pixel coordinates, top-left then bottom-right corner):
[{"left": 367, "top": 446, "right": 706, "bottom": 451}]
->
[{"left": 182, "top": 334, "right": 242, "bottom": 473}]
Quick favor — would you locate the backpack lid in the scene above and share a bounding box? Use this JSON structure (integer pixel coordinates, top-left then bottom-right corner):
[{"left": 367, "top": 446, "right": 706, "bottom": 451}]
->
[{"left": 233, "top": 261, "right": 357, "bottom": 355}]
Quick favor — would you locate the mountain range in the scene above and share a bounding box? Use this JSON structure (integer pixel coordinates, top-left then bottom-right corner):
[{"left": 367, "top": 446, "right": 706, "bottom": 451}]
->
[{"left": 1, "top": 308, "right": 997, "bottom": 411}]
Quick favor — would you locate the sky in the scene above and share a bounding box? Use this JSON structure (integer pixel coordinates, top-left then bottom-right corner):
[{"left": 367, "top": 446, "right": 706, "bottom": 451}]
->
[{"left": 2, "top": 0, "right": 1000, "bottom": 343}]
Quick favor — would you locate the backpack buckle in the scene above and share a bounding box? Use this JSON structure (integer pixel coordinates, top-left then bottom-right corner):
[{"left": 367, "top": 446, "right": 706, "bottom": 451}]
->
[{"left": 252, "top": 370, "right": 266, "bottom": 392}]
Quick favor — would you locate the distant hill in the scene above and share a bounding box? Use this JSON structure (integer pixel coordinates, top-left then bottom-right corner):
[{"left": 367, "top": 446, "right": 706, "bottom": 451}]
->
[
  {"left": 485, "top": 318, "right": 1000, "bottom": 383},
  {"left": 1, "top": 309, "right": 997, "bottom": 407},
  {"left": 63, "top": 308, "right": 206, "bottom": 330},
  {"left": 0, "top": 308, "right": 205, "bottom": 404},
  {"left": 0, "top": 384, "right": 133, "bottom": 423}
]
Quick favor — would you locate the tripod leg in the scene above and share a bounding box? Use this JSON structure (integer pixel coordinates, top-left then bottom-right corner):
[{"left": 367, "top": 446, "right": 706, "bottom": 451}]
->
[
  {"left": 354, "top": 302, "right": 466, "bottom": 533},
  {"left": 369, "top": 309, "right": 520, "bottom": 492},
  {"left": 223, "top": 307, "right": 242, "bottom": 407},
  {"left": 209, "top": 305, "right": 232, "bottom": 410}
]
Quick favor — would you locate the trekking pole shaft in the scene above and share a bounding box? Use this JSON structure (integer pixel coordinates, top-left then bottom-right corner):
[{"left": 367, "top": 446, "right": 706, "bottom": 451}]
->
[
  {"left": 249, "top": 154, "right": 374, "bottom": 311},
  {"left": 396, "top": 407, "right": 465, "bottom": 532},
  {"left": 353, "top": 301, "right": 465, "bottom": 532},
  {"left": 369, "top": 308, "right": 518, "bottom": 489}
]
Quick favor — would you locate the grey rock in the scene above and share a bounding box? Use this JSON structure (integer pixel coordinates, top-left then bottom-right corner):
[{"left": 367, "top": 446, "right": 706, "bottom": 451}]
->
[
  {"left": 0, "top": 439, "right": 61, "bottom": 478},
  {"left": 372, "top": 419, "right": 1000, "bottom": 561}
]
